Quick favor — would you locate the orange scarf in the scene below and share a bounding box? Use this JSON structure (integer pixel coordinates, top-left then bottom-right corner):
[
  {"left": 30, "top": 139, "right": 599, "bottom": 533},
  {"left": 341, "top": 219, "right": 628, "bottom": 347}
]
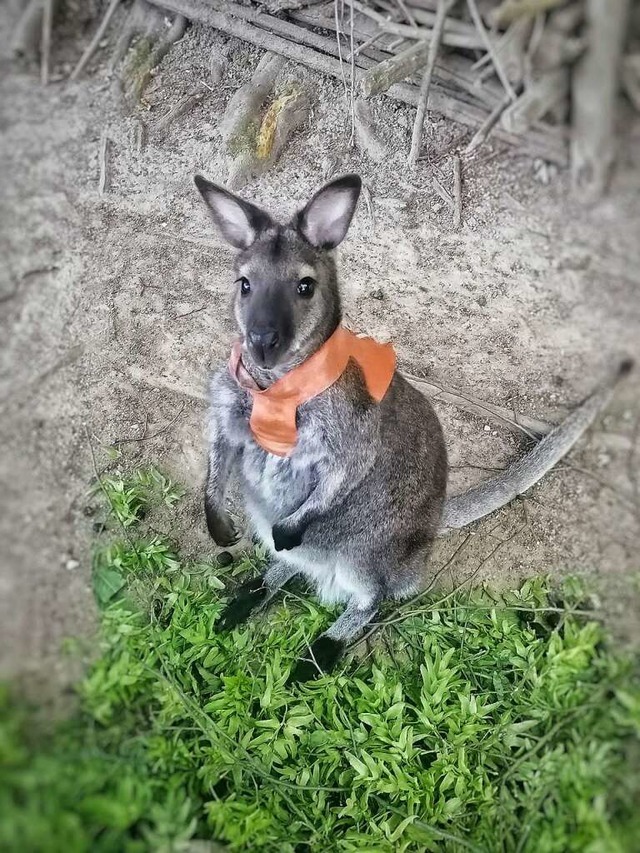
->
[{"left": 229, "top": 326, "right": 396, "bottom": 457}]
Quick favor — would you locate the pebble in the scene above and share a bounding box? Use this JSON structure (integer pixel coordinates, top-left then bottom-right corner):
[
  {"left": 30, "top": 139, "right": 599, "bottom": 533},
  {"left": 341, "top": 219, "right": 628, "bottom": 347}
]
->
[
  {"left": 483, "top": 424, "right": 490, "bottom": 432},
  {"left": 217, "top": 550, "right": 234, "bottom": 568},
  {"left": 65, "top": 559, "right": 79, "bottom": 571}
]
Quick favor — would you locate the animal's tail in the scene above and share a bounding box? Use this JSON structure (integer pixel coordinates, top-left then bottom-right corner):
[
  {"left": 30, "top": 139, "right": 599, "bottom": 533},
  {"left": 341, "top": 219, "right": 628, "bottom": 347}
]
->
[{"left": 439, "top": 359, "right": 634, "bottom": 533}]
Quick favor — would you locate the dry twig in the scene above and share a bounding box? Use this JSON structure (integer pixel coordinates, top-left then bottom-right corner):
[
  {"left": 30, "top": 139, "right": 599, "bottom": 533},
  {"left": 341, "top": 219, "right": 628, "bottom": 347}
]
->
[
  {"left": 408, "top": 0, "right": 455, "bottom": 166},
  {"left": 98, "top": 132, "right": 110, "bottom": 195},
  {"left": 112, "top": 404, "right": 186, "bottom": 445},
  {"left": 404, "top": 372, "right": 552, "bottom": 438},
  {"left": 466, "top": 93, "right": 510, "bottom": 153},
  {"left": 466, "top": 0, "right": 517, "bottom": 100},
  {"left": 40, "top": 0, "right": 53, "bottom": 85},
  {"left": 452, "top": 153, "right": 462, "bottom": 228},
  {"left": 70, "top": 0, "right": 121, "bottom": 81}
]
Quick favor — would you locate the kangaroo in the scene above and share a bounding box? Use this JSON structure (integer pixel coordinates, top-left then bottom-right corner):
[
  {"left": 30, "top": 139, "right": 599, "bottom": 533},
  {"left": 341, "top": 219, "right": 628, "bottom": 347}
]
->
[{"left": 195, "top": 172, "right": 632, "bottom": 683}]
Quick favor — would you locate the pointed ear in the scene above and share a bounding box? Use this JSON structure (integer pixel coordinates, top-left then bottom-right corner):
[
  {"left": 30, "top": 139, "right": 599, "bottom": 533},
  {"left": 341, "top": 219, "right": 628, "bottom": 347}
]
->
[
  {"left": 295, "top": 174, "right": 362, "bottom": 249},
  {"left": 194, "top": 175, "right": 273, "bottom": 249}
]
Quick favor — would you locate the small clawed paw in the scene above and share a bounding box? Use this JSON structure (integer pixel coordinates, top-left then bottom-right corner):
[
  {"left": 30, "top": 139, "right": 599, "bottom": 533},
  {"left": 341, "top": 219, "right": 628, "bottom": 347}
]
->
[
  {"left": 218, "top": 577, "right": 267, "bottom": 631},
  {"left": 272, "top": 524, "right": 303, "bottom": 552},
  {"left": 287, "top": 636, "right": 345, "bottom": 684}
]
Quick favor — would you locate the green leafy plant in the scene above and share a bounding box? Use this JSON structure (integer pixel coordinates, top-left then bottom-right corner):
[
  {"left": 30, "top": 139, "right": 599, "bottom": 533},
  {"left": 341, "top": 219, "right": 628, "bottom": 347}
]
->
[
  {"left": 94, "top": 466, "right": 184, "bottom": 528},
  {"left": 1, "top": 469, "right": 638, "bottom": 852}
]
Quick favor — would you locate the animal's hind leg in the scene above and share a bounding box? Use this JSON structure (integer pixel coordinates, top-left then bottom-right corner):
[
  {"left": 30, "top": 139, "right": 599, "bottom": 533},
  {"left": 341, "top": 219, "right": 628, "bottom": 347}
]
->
[
  {"left": 287, "top": 594, "right": 379, "bottom": 684},
  {"left": 218, "top": 560, "right": 297, "bottom": 631}
]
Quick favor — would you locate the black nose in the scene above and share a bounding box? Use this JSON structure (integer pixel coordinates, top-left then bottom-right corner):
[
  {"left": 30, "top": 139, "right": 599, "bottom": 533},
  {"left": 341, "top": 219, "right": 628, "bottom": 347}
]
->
[
  {"left": 249, "top": 329, "right": 280, "bottom": 352},
  {"left": 248, "top": 329, "right": 280, "bottom": 352}
]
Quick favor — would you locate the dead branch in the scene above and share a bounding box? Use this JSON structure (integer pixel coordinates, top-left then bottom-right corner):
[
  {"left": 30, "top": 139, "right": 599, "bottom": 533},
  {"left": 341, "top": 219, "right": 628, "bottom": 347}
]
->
[
  {"left": 570, "top": 0, "right": 630, "bottom": 202},
  {"left": 359, "top": 40, "right": 429, "bottom": 98},
  {"left": 474, "top": 18, "right": 532, "bottom": 88},
  {"left": 144, "top": 0, "right": 567, "bottom": 164},
  {"left": 465, "top": 93, "right": 510, "bottom": 152},
  {"left": 40, "top": 0, "right": 53, "bottom": 85},
  {"left": 70, "top": 0, "right": 122, "bottom": 81},
  {"left": 112, "top": 404, "right": 185, "bottom": 444},
  {"left": 348, "top": 0, "right": 485, "bottom": 49},
  {"left": 404, "top": 372, "right": 553, "bottom": 437},
  {"left": 408, "top": 0, "right": 455, "bottom": 166},
  {"left": 452, "top": 153, "right": 462, "bottom": 228},
  {"left": 98, "top": 132, "right": 110, "bottom": 195},
  {"left": 466, "top": 0, "right": 516, "bottom": 100},
  {"left": 395, "top": 0, "right": 418, "bottom": 27},
  {"left": 291, "top": 6, "right": 503, "bottom": 109},
  {"left": 265, "top": 0, "right": 326, "bottom": 10},
  {"left": 430, "top": 175, "right": 454, "bottom": 208}
]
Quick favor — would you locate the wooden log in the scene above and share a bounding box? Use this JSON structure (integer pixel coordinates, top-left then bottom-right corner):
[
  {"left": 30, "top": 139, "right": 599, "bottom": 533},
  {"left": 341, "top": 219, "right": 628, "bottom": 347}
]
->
[
  {"left": 219, "top": 52, "right": 285, "bottom": 145},
  {"left": 144, "top": 0, "right": 567, "bottom": 164},
  {"left": 228, "top": 86, "right": 311, "bottom": 189},
  {"left": 359, "top": 40, "right": 429, "bottom": 98},
  {"left": 570, "top": 0, "right": 630, "bottom": 201}
]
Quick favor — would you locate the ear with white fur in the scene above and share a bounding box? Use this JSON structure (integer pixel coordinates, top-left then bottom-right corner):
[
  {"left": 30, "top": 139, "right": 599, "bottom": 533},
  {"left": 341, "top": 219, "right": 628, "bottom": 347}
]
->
[
  {"left": 194, "top": 175, "right": 273, "bottom": 249},
  {"left": 295, "top": 174, "right": 362, "bottom": 249}
]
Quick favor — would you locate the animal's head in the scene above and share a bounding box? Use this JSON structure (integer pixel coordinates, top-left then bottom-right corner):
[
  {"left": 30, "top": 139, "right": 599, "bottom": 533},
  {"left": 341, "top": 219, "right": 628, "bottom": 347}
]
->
[{"left": 194, "top": 174, "right": 361, "bottom": 370}]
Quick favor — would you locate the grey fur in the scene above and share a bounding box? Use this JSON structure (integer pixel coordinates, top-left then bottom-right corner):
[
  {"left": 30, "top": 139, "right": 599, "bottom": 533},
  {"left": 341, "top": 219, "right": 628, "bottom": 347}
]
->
[{"left": 195, "top": 172, "right": 632, "bottom": 677}]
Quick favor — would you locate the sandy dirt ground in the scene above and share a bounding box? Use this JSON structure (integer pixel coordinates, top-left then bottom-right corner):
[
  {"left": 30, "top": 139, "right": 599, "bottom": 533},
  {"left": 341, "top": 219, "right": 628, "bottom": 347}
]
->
[{"left": 1, "top": 7, "right": 639, "bottom": 701}]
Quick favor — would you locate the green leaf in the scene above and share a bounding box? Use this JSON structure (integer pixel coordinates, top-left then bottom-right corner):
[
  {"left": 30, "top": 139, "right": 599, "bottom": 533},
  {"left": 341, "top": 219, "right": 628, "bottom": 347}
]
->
[{"left": 92, "top": 565, "right": 125, "bottom": 606}]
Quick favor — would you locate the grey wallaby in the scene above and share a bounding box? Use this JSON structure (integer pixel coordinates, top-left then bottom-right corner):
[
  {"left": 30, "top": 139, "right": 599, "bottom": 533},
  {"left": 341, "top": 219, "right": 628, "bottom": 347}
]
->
[{"left": 195, "top": 172, "right": 632, "bottom": 683}]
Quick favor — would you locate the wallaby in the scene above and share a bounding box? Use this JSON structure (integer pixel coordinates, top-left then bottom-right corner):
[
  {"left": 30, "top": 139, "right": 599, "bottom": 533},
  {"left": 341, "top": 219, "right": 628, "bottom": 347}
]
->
[{"left": 195, "top": 172, "right": 632, "bottom": 683}]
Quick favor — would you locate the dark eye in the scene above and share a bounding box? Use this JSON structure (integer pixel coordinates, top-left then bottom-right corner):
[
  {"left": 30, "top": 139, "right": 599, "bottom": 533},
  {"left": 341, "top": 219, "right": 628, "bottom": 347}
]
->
[
  {"left": 237, "top": 276, "right": 251, "bottom": 295},
  {"left": 297, "top": 277, "right": 316, "bottom": 298}
]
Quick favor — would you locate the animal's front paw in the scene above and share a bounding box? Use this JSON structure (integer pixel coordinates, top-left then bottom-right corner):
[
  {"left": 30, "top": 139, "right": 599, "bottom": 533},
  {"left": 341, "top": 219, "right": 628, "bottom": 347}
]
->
[
  {"left": 272, "top": 523, "right": 303, "bottom": 552},
  {"left": 205, "top": 506, "right": 240, "bottom": 548},
  {"left": 287, "top": 636, "right": 345, "bottom": 684},
  {"left": 218, "top": 576, "right": 267, "bottom": 631}
]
